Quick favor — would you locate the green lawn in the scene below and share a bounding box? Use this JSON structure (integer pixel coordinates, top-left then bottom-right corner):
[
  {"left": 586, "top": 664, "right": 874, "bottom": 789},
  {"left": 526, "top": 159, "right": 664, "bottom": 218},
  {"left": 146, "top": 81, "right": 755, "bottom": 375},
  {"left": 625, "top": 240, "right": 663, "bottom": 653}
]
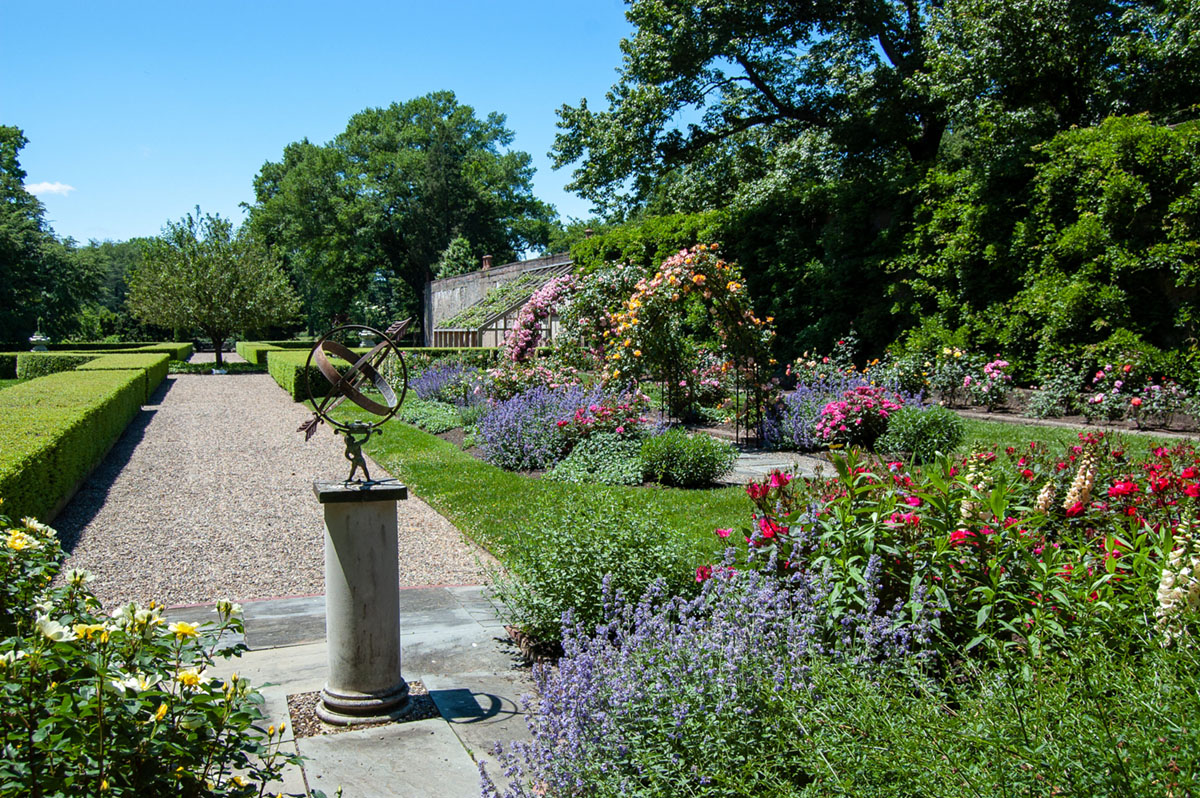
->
[
  {"left": 332, "top": 407, "right": 749, "bottom": 562},
  {"left": 330, "top": 397, "right": 1193, "bottom": 567},
  {"left": 958, "top": 416, "right": 1185, "bottom": 460},
  {"left": 0, "top": 379, "right": 23, "bottom": 392}
]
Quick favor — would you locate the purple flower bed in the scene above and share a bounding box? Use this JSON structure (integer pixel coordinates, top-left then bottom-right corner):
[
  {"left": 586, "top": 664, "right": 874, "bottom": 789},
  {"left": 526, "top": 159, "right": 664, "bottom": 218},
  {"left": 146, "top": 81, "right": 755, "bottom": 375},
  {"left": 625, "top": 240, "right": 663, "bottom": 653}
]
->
[
  {"left": 483, "top": 561, "right": 931, "bottom": 795},
  {"left": 411, "top": 361, "right": 485, "bottom": 406},
  {"left": 765, "top": 373, "right": 926, "bottom": 451},
  {"left": 477, "top": 384, "right": 609, "bottom": 471}
]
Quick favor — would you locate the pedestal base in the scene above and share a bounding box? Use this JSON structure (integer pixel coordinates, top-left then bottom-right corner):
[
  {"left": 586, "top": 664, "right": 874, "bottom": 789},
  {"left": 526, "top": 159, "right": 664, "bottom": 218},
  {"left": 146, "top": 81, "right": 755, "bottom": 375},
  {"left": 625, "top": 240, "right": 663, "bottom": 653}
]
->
[{"left": 316, "top": 680, "right": 411, "bottom": 726}]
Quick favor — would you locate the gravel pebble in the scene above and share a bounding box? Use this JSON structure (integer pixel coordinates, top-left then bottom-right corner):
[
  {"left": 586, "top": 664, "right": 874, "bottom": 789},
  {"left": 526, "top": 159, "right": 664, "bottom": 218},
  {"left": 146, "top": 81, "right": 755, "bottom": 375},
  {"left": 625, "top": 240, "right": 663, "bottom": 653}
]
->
[{"left": 54, "top": 369, "right": 493, "bottom": 609}]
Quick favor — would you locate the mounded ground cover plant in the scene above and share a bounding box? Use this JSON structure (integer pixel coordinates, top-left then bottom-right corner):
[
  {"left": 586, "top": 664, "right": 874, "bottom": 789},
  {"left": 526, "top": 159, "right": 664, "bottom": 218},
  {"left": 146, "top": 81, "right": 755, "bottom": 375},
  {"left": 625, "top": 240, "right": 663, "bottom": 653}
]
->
[
  {"left": 0, "top": 509, "right": 304, "bottom": 795},
  {"left": 875, "top": 404, "right": 965, "bottom": 464},
  {"left": 488, "top": 496, "right": 704, "bottom": 644},
  {"left": 640, "top": 427, "right": 737, "bottom": 487}
]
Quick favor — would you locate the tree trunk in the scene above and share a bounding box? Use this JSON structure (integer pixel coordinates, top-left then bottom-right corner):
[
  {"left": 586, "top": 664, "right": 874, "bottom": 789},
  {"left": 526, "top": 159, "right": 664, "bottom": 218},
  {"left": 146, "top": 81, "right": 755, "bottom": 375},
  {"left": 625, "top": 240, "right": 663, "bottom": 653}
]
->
[{"left": 212, "top": 336, "right": 225, "bottom": 368}]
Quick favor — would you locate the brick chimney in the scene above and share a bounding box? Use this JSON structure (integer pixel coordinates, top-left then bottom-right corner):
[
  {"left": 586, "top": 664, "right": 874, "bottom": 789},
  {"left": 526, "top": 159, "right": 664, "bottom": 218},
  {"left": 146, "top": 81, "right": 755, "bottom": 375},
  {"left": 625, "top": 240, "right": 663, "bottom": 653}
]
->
[{"left": 481, "top": 254, "right": 493, "bottom": 270}]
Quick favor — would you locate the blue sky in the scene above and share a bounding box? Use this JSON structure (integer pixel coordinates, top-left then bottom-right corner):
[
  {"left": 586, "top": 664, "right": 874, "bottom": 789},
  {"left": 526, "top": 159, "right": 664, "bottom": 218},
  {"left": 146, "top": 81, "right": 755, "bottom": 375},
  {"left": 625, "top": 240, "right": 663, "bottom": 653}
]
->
[{"left": 0, "top": 1, "right": 633, "bottom": 243}]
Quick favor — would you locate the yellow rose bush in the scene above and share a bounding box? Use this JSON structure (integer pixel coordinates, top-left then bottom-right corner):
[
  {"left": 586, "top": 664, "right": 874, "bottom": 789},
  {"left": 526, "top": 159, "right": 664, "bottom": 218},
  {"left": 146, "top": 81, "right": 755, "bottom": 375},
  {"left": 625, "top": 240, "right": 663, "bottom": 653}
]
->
[
  {"left": 0, "top": 504, "right": 304, "bottom": 796},
  {"left": 602, "top": 245, "right": 778, "bottom": 421}
]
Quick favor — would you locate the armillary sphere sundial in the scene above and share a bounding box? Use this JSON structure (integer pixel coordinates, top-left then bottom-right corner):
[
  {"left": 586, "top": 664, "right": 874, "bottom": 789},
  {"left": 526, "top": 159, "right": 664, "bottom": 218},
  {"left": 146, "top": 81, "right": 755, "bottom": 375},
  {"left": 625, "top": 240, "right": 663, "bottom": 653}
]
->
[{"left": 298, "top": 320, "right": 410, "bottom": 483}]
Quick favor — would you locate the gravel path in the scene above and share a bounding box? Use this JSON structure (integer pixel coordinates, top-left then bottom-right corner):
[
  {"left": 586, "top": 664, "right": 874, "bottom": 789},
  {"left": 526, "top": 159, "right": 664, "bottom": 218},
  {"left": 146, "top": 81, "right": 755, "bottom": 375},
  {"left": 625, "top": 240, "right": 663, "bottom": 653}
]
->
[{"left": 55, "top": 368, "right": 493, "bottom": 609}]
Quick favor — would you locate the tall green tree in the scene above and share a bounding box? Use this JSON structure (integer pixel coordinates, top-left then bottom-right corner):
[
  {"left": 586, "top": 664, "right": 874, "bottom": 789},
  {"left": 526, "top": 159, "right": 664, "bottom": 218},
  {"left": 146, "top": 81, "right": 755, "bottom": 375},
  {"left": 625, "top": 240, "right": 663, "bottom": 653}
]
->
[
  {"left": 0, "top": 126, "right": 102, "bottom": 343},
  {"left": 127, "top": 210, "right": 300, "bottom": 366},
  {"left": 552, "top": 0, "right": 946, "bottom": 216},
  {"left": 248, "top": 91, "right": 555, "bottom": 334},
  {"left": 554, "top": 0, "right": 1200, "bottom": 358}
]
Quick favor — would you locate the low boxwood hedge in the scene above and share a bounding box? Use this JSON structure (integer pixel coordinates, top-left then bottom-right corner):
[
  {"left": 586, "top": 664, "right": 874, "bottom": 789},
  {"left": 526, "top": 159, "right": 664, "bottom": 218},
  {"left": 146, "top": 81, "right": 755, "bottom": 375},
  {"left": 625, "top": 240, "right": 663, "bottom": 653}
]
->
[
  {"left": 236, "top": 342, "right": 283, "bottom": 366},
  {"left": 0, "top": 369, "right": 145, "bottom": 520},
  {"left": 266, "top": 349, "right": 364, "bottom": 402},
  {"left": 16, "top": 353, "right": 96, "bottom": 380},
  {"left": 131, "top": 342, "right": 193, "bottom": 360},
  {"left": 76, "top": 353, "right": 170, "bottom": 401}
]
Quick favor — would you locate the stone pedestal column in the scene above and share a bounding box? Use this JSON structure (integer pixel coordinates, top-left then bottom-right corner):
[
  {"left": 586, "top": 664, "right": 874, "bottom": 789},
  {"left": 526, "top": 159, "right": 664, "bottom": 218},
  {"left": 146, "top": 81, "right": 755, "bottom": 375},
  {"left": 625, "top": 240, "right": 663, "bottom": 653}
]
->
[{"left": 313, "top": 480, "right": 409, "bottom": 725}]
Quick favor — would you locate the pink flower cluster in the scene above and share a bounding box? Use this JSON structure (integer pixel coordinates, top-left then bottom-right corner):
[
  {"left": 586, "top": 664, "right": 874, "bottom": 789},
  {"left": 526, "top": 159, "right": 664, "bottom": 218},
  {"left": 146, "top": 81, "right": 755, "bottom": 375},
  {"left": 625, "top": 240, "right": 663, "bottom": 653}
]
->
[
  {"left": 555, "top": 394, "right": 650, "bottom": 441},
  {"left": 505, "top": 274, "right": 576, "bottom": 362},
  {"left": 813, "top": 385, "right": 905, "bottom": 447}
]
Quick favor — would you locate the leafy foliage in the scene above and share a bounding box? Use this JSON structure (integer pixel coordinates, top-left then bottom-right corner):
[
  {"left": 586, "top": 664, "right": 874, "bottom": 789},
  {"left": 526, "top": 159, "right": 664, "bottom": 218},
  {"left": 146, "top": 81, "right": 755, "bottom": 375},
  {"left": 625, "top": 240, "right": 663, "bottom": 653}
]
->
[
  {"left": 488, "top": 497, "right": 702, "bottom": 644},
  {"left": 876, "top": 405, "right": 966, "bottom": 464},
  {"left": 127, "top": 210, "right": 300, "bottom": 367},
  {"left": 546, "top": 433, "right": 645, "bottom": 487},
  {"left": 640, "top": 428, "right": 737, "bottom": 488},
  {"left": 247, "top": 91, "right": 555, "bottom": 333}
]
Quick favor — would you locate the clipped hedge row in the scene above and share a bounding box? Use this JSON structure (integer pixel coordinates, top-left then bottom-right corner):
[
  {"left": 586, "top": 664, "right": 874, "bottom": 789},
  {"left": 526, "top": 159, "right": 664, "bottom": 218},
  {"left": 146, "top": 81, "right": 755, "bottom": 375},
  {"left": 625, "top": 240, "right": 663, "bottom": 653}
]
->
[
  {"left": 266, "top": 349, "right": 365, "bottom": 402},
  {"left": 131, "top": 342, "right": 193, "bottom": 360},
  {"left": 16, "top": 353, "right": 96, "bottom": 380},
  {"left": 0, "top": 369, "right": 145, "bottom": 520},
  {"left": 236, "top": 342, "right": 284, "bottom": 366},
  {"left": 409, "top": 347, "right": 501, "bottom": 368},
  {"left": 77, "top": 353, "right": 170, "bottom": 401}
]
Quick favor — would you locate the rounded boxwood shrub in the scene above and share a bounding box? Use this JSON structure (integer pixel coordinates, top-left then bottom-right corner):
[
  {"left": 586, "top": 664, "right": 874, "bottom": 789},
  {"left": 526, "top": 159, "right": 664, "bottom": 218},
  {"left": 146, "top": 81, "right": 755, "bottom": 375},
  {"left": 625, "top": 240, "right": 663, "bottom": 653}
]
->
[
  {"left": 875, "top": 404, "right": 965, "bottom": 463},
  {"left": 640, "top": 428, "right": 737, "bottom": 488}
]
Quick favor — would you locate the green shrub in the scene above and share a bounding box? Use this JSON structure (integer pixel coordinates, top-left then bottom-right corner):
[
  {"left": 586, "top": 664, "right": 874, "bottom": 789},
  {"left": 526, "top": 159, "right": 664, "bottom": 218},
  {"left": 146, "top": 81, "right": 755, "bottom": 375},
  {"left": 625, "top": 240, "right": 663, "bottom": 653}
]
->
[
  {"left": 168, "top": 361, "right": 265, "bottom": 375},
  {"left": 264, "top": 349, "right": 365, "bottom": 402},
  {"left": 641, "top": 428, "right": 737, "bottom": 487},
  {"left": 489, "top": 495, "right": 703, "bottom": 643},
  {"left": 77, "top": 353, "right": 170, "bottom": 401},
  {"left": 131, "top": 341, "right": 193, "bottom": 360},
  {"left": 0, "top": 510, "right": 300, "bottom": 794},
  {"left": 0, "top": 370, "right": 145, "bottom": 520},
  {"left": 237, "top": 342, "right": 284, "bottom": 367},
  {"left": 396, "top": 398, "right": 461, "bottom": 434},
  {"left": 15, "top": 353, "right": 96, "bottom": 380},
  {"left": 875, "top": 405, "right": 965, "bottom": 463},
  {"left": 547, "top": 433, "right": 644, "bottom": 486},
  {"left": 0, "top": 353, "right": 17, "bottom": 379}
]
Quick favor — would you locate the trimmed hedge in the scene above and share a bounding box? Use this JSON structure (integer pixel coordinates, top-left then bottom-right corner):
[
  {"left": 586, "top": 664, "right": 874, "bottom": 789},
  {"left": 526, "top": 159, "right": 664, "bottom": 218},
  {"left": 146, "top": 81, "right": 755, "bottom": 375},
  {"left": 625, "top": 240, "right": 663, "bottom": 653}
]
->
[
  {"left": 236, "top": 342, "right": 284, "bottom": 367},
  {"left": 412, "top": 347, "right": 501, "bottom": 368},
  {"left": 266, "top": 349, "right": 366, "bottom": 403},
  {"left": 41, "top": 341, "right": 193, "bottom": 360},
  {"left": 16, "top": 353, "right": 96, "bottom": 380},
  {"left": 0, "top": 354, "right": 17, "bottom": 380},
  {"left": 254, "top": 344, "right": 501, "bottom": 401},
  {"left": 132, "top": 342, "right": 193, "bottom": 360},
  {"left": 0, "top": 369, "right": 145, "bottom": 521},
  {"left": 77, "top": 353, "right": 170, "bottom": 402}
]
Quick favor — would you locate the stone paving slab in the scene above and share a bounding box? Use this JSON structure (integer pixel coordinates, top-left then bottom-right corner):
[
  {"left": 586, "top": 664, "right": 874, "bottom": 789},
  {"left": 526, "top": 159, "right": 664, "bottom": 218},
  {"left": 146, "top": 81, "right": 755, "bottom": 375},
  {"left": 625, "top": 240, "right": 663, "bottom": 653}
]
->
[
  {"left": 299, "top": 719, "right": 482, "bottom": 798},
  {"left": 176, "top": 586, "right": 532, "bottom": 797}
]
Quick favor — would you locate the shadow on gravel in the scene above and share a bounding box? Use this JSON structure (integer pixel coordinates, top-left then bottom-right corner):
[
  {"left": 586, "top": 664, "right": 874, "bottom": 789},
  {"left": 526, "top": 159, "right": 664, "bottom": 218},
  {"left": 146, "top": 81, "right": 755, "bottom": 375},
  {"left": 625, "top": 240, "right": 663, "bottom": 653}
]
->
[{"left": 53, "top": 376, "right": 178, "bottom": 554}]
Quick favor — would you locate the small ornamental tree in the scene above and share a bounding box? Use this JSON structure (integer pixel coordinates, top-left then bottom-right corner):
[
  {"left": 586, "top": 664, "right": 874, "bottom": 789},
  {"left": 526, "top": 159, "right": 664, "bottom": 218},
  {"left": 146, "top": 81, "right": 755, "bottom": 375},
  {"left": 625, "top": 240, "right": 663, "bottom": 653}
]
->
[
  {"left": 604, "top": 244, "right": 777, "bottom": 419},
  {"left": 128, "top": 210, "right": 300, "bottom": 366}
]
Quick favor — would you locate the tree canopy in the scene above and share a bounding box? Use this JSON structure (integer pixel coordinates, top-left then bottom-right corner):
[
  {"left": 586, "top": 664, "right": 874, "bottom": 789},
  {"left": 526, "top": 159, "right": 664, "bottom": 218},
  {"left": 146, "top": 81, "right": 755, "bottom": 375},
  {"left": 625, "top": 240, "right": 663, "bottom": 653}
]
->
[
  {"left": 127, "top": 210, "right": 300, "bottom": 366},
  {"left": 248, "top": 91, "right": 556, "bottom": 334},
  {"left": 553, "top": 0, "right": 1200, "bottom": 367},
  {"left": 0, "top": 126, "right": 102, "bottom": 343}
]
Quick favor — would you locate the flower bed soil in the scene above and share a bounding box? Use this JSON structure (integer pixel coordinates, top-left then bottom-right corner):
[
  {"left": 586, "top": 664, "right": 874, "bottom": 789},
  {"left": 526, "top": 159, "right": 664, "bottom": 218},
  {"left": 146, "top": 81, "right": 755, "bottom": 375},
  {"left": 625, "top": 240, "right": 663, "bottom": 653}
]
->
[{"left": 944, "top": 387, "right": 1200, "bottom": 437}]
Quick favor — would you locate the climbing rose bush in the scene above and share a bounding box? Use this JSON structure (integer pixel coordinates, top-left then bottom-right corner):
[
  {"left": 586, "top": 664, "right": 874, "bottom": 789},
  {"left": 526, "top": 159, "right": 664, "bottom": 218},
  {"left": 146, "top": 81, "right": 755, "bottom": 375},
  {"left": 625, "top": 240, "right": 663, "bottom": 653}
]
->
[{"left": 505, "top": 274, "right": 577, "bottom": 363}]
